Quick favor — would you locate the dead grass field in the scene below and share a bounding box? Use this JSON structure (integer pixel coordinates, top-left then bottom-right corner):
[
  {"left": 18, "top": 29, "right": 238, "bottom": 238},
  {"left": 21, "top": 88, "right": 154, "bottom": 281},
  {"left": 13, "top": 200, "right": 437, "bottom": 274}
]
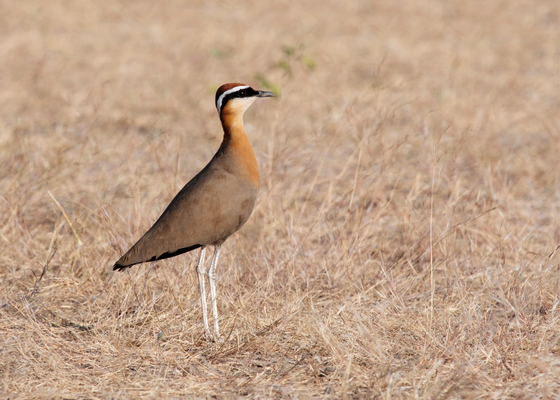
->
[{"left": 1, "top": 0, "right": 559, "bottom": 398}]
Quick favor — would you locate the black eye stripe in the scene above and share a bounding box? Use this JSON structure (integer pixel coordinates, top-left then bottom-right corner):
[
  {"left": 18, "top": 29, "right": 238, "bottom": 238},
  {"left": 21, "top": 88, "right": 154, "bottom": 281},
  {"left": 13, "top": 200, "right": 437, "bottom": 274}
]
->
[{"left": 218, "top": 87, "right": 258, "bottom": 112}]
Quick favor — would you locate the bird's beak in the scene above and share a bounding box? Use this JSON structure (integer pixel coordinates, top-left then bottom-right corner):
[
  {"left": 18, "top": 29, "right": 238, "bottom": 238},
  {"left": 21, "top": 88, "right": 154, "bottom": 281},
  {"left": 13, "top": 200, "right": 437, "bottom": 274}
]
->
[{"left": 256, "top": 90, "right": 276, "bottom": 98}]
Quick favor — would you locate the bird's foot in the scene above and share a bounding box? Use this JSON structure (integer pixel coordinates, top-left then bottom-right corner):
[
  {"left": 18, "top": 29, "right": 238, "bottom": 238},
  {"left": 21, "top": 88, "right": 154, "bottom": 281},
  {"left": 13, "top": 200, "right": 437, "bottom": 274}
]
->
[
  {"left": 204, "top": 330, "right": 224, "bottom": 343},
  {"left": 204, "top": 330, "right": 214, "bottom": 342}
]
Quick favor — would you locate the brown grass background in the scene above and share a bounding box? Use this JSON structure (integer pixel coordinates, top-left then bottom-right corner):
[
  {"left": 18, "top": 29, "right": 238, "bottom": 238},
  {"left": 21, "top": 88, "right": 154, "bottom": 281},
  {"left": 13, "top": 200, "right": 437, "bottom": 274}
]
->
[{"left": 1, "top": 0, "right": 559, "bottom": 398}]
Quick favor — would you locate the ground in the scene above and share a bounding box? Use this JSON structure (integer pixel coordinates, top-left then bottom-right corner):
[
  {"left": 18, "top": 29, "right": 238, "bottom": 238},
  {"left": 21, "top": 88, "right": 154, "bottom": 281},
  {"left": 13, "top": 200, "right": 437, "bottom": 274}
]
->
[{"left": 0, "top": 0, "right": 559, "bottom": 398}]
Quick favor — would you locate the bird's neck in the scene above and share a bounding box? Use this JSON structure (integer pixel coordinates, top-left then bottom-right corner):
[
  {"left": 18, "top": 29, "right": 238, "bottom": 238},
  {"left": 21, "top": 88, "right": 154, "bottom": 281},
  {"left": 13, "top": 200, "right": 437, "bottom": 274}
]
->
[{"left": 219, "top": 113, "right": 260, "bottom": 187}]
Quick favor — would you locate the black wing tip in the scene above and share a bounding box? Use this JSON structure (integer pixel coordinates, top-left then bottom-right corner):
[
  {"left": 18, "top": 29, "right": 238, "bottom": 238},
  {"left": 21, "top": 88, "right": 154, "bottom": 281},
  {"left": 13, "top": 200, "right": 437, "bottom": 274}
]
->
[
  {"left": 113, "top": 260, "right": 132, "bottom": 271},
  {"left": 113, "top": 263, "right": 126, "bottom": 271},
  {"left": 112, "top": 244, "right": 203, "bottom": 271},
  {"left": 112, "top": 257, "right": 151, "bottom": 271}
]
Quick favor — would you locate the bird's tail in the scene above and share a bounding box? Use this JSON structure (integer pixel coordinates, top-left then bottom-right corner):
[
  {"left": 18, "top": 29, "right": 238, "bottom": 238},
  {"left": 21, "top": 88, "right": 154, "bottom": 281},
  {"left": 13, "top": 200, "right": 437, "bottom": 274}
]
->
[
  {"left": 113, "top": 241, "right": 203, "bottom": 271},
  {"left": 113, "top": 261, "right": 132, "bottom": 271}
]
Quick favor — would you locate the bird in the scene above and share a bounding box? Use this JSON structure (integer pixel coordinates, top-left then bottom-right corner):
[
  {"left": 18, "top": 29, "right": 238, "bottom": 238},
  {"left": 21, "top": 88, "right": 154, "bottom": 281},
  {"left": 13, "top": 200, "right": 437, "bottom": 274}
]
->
[{"left": 113, "top": 83, "right": 275, "bottom": 342}]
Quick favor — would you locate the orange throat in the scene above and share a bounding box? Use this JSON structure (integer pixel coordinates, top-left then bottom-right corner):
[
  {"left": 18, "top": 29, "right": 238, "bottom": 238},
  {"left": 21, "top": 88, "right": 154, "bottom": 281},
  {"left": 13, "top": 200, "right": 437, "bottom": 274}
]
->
[{"left": 220, "top": 112, "right": 260, "bottom": 188}]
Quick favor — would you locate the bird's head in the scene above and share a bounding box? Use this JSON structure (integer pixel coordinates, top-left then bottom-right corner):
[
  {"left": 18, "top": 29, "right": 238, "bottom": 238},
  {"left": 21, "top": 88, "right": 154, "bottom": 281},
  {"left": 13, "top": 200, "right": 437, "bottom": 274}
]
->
[{"left": 215, "top": 83, "right": 275, "bottom": 118}]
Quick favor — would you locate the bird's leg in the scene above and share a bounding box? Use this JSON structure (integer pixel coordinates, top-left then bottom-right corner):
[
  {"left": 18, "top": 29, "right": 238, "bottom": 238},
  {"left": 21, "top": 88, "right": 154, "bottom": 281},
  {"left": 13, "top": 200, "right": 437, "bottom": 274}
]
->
[
  {"left": 208, "top": 244, "right": 222, "bottom": 342},
  {"left": 195, "top": 246, "right": 211, "bottom": 340}
]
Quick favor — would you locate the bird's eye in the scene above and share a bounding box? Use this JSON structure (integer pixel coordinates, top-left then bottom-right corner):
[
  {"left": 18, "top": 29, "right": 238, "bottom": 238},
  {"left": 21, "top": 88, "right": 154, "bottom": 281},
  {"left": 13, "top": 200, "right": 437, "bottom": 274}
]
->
[{"left": 239, "top": 90, "right": 245, "bottom": 97}]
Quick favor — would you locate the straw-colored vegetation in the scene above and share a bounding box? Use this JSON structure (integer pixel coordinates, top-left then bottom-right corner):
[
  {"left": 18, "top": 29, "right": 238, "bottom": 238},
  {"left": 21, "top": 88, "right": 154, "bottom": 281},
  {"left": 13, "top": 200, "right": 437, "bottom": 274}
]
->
[{"left": 1, "top": 0, "right": 559, "bottom": 398}]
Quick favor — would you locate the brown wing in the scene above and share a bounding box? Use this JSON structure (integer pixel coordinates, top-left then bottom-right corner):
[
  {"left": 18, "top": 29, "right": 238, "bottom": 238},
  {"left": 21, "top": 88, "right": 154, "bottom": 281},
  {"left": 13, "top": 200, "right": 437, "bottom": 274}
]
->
[{"left": 113, "top": 162, "right": 258, "bottom": 270}]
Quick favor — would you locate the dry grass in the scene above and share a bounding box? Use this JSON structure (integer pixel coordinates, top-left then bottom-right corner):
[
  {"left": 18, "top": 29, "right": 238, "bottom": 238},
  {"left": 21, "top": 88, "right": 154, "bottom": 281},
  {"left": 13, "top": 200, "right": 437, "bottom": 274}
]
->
[{"left": 1, "top": 0, "right": 559, "bottom": 398}]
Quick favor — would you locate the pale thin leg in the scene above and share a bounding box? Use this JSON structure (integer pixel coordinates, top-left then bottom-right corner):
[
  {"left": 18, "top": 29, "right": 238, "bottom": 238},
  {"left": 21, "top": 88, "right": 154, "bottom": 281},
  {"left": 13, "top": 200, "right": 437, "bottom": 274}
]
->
[
  {"left": 195, "top": 246, "right": 211, "bottom": 339},
  {"left": 208, "top": 244, "right": 222, "bottom": 342}
]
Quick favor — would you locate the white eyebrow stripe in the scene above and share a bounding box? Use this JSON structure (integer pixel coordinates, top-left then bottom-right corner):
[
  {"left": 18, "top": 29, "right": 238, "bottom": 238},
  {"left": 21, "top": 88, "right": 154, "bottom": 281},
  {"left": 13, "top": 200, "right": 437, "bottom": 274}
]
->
[{"left": 216, "top": 85, "right": 250, "bottom": 113}]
